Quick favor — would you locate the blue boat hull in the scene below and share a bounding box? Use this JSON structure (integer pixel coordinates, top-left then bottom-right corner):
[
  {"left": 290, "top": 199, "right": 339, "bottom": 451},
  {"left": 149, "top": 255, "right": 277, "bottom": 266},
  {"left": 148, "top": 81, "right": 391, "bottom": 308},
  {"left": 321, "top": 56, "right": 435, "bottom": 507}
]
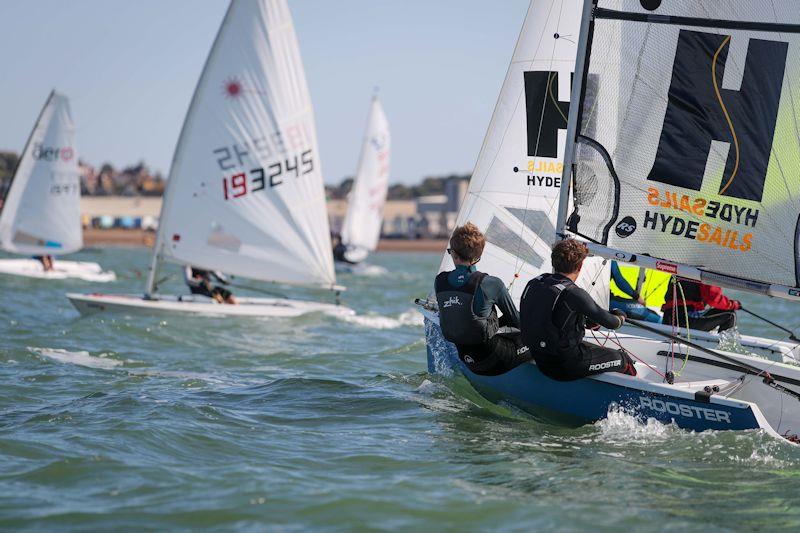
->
[{"left": 424, "top": 317, "right": 767, "bottom": 433}]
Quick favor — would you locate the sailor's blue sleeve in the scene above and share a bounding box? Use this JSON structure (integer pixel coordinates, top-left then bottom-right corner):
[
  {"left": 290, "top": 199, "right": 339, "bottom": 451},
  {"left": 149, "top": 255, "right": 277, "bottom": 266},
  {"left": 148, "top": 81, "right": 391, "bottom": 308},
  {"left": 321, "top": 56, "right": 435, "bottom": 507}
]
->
[{"left": 611, "top": 261, "right": 638, "bottom": 299}]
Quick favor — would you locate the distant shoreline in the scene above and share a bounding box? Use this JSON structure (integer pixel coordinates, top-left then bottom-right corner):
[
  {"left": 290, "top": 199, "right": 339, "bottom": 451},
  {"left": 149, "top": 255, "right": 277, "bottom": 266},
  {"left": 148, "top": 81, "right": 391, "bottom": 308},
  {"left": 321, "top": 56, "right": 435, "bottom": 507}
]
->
[{"left": 83, "top": 228, "right": 447, "bottom": 253}]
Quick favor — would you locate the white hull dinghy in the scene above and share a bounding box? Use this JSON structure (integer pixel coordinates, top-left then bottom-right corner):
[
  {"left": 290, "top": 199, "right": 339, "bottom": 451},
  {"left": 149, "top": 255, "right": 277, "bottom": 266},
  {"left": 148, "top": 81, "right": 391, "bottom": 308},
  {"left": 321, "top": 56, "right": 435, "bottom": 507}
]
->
[
  {"left": 0, "top": 91, "right": 114, "bottom": 282},
  {"left": 0, "top": 259, "right": 115, "bottom": 282},
  {"left": 419, "top": 0, "right": 800, "bottom": 443},
  {"left": 336, "top": 93, "right": 390, "bottom": 270},
  {"left": 67, "top": 0, "right": 351, "bottom": 318}
]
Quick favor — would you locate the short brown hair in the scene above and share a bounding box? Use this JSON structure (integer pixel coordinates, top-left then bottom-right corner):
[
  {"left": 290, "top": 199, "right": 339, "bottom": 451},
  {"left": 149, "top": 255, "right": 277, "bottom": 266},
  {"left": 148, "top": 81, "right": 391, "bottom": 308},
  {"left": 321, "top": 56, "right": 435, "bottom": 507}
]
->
[
  {"left": 552, "top": 238, "right": 588, "bottom": 274},
  {"left": 450, "top": 222, "right": 485, "bottom": 262}
]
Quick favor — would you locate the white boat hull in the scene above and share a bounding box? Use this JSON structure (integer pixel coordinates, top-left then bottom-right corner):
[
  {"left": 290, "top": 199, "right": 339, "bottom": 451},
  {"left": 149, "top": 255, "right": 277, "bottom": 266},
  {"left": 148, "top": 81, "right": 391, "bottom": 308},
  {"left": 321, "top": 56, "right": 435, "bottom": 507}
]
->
[
  {"left": 0, "top": 259, "right": 116, "bottom": 282},
  {"left": 66, "top": 292, "right": 355, "bottom": 318}
]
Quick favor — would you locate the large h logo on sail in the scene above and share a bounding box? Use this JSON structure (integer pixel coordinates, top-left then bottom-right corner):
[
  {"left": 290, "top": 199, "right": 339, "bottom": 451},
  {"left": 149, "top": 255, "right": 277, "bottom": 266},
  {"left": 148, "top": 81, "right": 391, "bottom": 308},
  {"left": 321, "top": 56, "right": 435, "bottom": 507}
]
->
[
  {"left": 647, "top": 30, "right": 787, "bottom": 202},
  {"left": 524, "top": 71, "right": 570, "bottom": 158}
]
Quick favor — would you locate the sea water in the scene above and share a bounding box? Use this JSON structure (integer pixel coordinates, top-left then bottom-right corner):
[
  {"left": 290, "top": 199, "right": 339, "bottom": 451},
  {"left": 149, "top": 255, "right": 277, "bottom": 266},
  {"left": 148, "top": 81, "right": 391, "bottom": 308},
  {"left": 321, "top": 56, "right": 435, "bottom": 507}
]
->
[{"left": 2, "top": 247, "right": 800, "bottom": 530}]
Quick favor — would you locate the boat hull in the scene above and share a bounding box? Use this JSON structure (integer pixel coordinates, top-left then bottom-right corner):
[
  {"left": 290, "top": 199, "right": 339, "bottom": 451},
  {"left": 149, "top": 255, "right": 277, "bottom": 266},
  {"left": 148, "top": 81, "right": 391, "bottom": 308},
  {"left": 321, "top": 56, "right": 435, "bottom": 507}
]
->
[
  {"left": 423, "top": 311, "right": 799, "bottom": 440},
  {"left": 66, "top": 292, "right": 355, "bottom": 318},
  {"left": 0, "top": 259, "right": 116, "bottom": 282}
]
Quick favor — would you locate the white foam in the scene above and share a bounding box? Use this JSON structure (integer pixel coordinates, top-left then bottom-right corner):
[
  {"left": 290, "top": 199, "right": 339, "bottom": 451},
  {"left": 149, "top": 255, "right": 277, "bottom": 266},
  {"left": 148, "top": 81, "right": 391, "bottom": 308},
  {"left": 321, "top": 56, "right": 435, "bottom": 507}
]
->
[
  {"left": 30, "top": 347, "right": 125, "bottom": 370},
  {"left": 343, "top": 309, "right": 423, "bottom": 330},
  {"left": 595, "top": 406, "right": 674, "bottom": 442}
]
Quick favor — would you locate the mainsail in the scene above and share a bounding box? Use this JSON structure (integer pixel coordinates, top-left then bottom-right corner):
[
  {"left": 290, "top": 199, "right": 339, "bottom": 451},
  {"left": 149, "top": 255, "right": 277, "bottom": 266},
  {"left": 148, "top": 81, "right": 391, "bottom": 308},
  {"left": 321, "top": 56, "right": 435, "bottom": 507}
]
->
[
  {"left": 562, "top": 0, "right": 800, "bottom": 300},
  {"left": 438, "top": 0, "right": 609, "bottom": 305},
  {"left": 151, "top": 0, "right": 335, "bottom": 289},
  {"left": 0, "top": 90, "right": 82, "bottom": 256},
  {"left": 341, "top": 95, "right": 390, "bottom": 254}
]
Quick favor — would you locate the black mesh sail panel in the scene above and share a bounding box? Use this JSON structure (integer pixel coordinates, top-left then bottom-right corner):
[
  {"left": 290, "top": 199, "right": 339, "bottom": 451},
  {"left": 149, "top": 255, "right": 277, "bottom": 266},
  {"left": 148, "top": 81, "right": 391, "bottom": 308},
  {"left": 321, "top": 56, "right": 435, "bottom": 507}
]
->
[{"left": 568, "top": 0, "right": 800, "bottom": 287}]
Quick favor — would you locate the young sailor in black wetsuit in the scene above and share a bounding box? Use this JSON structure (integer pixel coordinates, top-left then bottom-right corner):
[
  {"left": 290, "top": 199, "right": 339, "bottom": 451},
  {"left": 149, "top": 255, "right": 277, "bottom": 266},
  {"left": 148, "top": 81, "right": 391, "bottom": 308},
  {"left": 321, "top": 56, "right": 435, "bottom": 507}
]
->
[
  {"left": 183, "top": 266, "right": 237, "bottom": 304},
  {"left": 434, "top": 223, "right": 530, "bottom": 376},
  {"left": 331, "top": 233, "right": 356, "bottom": 265},
  {"left": 520, "top": 239, "right": 636, "bottom": 381}
]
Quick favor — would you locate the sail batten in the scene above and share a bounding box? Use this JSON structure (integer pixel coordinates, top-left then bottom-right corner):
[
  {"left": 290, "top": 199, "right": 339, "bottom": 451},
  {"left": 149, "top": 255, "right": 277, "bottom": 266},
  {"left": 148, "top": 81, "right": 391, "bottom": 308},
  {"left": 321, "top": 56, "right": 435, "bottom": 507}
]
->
[
  {"left": 561, "top": 0, "right": 800, "bottom": 294},
  {"left": 151, "top": 0, "right": 335, "bottom": 289}
]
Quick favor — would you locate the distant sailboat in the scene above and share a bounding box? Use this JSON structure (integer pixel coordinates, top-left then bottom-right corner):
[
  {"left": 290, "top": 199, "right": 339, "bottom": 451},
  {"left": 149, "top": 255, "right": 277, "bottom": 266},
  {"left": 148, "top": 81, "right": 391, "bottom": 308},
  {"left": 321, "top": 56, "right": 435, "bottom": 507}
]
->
[
  {"left": 67, "top": 0, "right": 352, "bottom": 318},
  {"left": 0, "top": 90, "right": 115, "bottom": 282},
  {"left": 421, "top": 0, "right": 800, "bottom": 442},
  {"left": 336, "top": 94, "right": 390, "bottom": 270}
]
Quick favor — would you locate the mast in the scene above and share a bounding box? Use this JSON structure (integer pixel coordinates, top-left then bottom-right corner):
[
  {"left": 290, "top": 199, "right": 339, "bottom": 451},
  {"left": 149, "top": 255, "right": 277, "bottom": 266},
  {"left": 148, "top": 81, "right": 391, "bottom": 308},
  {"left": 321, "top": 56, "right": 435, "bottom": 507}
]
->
[{"left": 555, "top": 0, "right": 596, "bottom": 237}]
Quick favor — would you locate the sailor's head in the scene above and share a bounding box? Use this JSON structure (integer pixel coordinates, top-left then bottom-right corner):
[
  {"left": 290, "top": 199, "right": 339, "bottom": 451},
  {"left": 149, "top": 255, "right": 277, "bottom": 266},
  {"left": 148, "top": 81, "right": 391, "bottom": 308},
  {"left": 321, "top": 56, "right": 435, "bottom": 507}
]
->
[
  {"left": 552, "top": 238, "right": 588, "bottom": 276},
  {"left": 448, "top": 222, "right": 485, "bottom": 266}
]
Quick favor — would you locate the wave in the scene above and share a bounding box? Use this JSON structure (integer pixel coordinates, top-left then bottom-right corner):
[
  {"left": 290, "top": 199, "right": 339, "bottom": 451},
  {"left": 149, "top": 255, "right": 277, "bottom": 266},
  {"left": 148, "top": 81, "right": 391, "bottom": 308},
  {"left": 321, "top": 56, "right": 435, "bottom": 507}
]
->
[
  {"left": 29, "top": 347, "right": 127, "bottom": 370},
  {"left": 342, "top": 309, "right": 423, "bottom": 329}
]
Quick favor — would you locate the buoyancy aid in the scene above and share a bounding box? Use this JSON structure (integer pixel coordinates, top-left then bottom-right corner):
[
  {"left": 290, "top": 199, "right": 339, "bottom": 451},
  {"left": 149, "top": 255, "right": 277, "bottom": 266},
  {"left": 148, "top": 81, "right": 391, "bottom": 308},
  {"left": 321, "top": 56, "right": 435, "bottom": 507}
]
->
[
  {"left": 519, "top": 273, "right": 576, "bottom": 356},
  {"left": 435, "top": 270, "right": 499, "bottom": 346}
]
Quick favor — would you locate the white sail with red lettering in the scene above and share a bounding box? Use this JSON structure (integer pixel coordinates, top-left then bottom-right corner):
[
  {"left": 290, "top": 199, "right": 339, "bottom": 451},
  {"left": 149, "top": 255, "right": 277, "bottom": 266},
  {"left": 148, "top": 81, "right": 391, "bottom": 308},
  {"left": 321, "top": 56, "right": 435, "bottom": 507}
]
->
[{"left": 154, "top": 0, "right": 335, "bottom": 288}]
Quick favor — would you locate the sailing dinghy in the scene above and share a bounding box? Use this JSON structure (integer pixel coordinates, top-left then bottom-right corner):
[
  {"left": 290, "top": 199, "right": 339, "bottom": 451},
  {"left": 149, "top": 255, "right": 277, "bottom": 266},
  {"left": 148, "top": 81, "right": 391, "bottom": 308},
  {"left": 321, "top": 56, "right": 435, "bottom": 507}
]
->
[
  {"left": 420, "top": 0, "right": 800, "bottom": 442},
  {"left": 336, "top": 94, "right": 390, "bottom": 272},
  {"left": 0, "top": 91, "right": 115, "bottom": 282},
  {"left": 67, "top": 0, "right": 352, "bottom": 318}
]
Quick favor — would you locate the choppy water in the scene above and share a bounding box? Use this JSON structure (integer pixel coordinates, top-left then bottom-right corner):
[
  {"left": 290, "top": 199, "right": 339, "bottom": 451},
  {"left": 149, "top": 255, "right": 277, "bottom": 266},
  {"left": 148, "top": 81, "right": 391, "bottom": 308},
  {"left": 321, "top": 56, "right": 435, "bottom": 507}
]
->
[{"left": 2, "top": 247, "right": 800, "bottom": 530}]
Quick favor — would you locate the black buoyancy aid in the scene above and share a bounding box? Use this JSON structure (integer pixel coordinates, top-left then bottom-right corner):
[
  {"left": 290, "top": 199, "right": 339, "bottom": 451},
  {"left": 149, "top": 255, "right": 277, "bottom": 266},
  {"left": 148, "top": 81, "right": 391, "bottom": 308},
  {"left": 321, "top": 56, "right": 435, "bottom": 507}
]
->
[
  {"left": 435, "top": 270, "right": 499, "bottom": 346},
  {"left": 662, "top": 278, "right": 702, "bottom": 310},
  {"left": 519, "top": 273, "right": 575, "bottom": 356}
]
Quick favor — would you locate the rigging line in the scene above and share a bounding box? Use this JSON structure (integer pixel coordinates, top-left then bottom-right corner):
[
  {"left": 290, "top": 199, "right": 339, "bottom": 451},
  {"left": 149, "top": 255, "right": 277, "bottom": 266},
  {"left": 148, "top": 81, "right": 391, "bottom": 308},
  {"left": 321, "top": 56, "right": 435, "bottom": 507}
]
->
[
  {"left": 548, "top": 72, "right": 569, "bottom": 124},
  {"left": 713, "top": 35, "right": 741, "bottom": 196}
]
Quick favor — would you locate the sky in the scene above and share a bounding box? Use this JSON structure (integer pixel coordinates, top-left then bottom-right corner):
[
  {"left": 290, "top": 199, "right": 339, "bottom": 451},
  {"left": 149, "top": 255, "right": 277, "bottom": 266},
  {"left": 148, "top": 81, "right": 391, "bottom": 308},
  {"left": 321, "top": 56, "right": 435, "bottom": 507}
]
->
[{"left": 0, "top": 0, "right": 530, "bottom": 184}]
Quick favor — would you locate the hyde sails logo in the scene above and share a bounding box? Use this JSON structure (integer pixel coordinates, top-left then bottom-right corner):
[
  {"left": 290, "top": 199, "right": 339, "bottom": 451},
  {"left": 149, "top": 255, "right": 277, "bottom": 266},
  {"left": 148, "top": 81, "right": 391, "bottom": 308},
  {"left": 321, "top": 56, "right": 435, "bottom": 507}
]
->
[{"left": 647, "top": 30, "right": 788, "bottom": 203}]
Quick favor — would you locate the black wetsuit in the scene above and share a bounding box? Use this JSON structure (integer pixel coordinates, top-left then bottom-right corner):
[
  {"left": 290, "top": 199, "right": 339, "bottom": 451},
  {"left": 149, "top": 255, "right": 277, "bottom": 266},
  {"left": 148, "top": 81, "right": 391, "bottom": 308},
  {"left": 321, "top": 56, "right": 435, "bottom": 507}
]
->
[
  {"left": 435, "top": 265, "right": 531, "bottom": 376},
  {"left": 333, "top": 242, "right": 356, "bottom": 264},
  {"left": 184, "top": 267, "right": 232, "bottom": 301},
  {"left": 521, "top": 273, "right": 634, "bottom": 381}
]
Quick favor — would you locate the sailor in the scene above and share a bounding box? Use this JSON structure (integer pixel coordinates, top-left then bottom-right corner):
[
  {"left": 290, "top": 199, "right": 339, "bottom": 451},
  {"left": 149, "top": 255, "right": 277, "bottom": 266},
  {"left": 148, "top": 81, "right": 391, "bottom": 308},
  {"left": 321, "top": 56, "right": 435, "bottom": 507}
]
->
[
  {"left": 609, "top": 261, "right": 661, "bottom": 323},
  {"left": 33, "top": 254, "right": 54, "bottom": 272},
  {"left": 183, "top": 266, "right": 236, "bottom": 304},
  {"left": 661, "top": 278, "right": 739, "bottom": 332},
  {"left": 520, "top": 239, "right": 637, "bottom": 381},
  {"left": 434, "top": 222, "right": 531, "bottom": 376},
  {"left": 331, "top": 233, "right": 356, "bottom": 265}
]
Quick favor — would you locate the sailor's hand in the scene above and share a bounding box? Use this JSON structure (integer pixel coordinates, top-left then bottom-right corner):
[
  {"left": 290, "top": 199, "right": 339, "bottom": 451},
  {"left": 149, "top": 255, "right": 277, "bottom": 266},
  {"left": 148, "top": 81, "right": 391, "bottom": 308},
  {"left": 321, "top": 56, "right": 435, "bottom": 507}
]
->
[
  {"left": 637, "top": 296, "right": 646, "bottom": 306},
  {"left": 733, "top": 300, "right": 742, "bottom": 310},
  {"left": 611, "top": 308, "right": 626, "bottom": 327}
]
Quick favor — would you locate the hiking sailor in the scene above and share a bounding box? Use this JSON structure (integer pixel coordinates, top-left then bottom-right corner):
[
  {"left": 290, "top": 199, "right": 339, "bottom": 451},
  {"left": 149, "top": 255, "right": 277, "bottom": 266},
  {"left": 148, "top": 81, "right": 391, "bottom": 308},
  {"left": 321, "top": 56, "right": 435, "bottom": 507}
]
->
[
  {"left": 520, "top": 239, "right": 637, "bottom": 381},
  {"left": 661, "top": 278, "right": 740, "bottom": 332},
  {"left": 434, "top": 223, "right": 530, "bottom": 375},
  {"left": 183, "top": 266, "right": 237, "bottom": 304}
]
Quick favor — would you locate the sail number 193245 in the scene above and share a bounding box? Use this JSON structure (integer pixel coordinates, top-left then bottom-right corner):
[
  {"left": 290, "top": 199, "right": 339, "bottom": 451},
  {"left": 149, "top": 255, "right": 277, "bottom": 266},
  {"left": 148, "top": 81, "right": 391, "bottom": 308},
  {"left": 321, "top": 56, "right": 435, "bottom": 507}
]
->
[{"left": 222, "top": 150, "right": 314, "bottom": 200}]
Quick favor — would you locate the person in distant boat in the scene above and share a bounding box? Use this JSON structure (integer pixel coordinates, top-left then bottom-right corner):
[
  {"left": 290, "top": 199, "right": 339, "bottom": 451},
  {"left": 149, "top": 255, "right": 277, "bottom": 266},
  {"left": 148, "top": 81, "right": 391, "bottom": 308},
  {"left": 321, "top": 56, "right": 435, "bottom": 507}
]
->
[
  {"left": 34, "top": 254, "right": 54, "bottom": 272},
  {"left": 183, "top": 266, "right": 236, "bottom": 304},
  {"left": 434, "top": 222, "right": 531, "bottom": 376},
  {"left": 661, "top": 278, "right": 739, "bottom": 332},
  {"left": 609, "top": 261, "right": 661, "bottom": 323},
  {"left": 519, "top": 239, "right": 637, "bottom": 381},
  {"left": 331, "top": 233, "right": 356, "bottom": 264}
]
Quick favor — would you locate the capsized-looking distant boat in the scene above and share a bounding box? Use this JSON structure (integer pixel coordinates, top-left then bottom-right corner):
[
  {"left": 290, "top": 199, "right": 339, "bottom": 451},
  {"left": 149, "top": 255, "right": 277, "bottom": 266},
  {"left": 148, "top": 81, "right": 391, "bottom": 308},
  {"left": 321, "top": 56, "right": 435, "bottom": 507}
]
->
[
  {"left": 67, "top": 0, "right": 352, "bottom": 318},
  {"left": 0, "top": 90, "right": 115, "bottom": 282},
  {"left": 420, "top": 0, "right": 800, "bottom": 442}
]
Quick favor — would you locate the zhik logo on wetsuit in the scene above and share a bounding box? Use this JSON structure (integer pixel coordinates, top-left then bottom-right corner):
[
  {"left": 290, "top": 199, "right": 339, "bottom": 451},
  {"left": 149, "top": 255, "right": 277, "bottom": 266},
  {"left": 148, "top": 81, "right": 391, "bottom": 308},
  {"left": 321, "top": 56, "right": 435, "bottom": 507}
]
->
[{"left": 442, "top": 296, "right": 462, "bottom": 308}]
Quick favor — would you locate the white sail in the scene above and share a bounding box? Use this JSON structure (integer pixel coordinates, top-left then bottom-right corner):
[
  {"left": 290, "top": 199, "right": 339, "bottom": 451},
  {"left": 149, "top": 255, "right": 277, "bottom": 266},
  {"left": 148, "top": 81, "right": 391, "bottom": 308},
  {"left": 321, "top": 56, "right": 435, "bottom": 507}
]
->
[
  {"left": 340, "top": 95, "right": 390, "bottom": 255},
  {"left": 438, "top": 0, "right": 608, "bottom": 306},
  {"left": 565, "top": 0, "right": 800, "bottom": 295},
  {"left": 153, "top": 0, "right": 335, "bottom": 288},
  {"left": 0, "top": 91, "right": 82, "bottom": 255}
]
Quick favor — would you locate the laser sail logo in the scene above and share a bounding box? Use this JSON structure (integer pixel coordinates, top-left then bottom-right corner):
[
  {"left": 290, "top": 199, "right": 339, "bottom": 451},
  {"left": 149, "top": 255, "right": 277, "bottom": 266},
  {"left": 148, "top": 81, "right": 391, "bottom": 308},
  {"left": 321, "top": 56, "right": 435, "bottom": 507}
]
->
[{"left": 647, "top": 30, "right": 788, "bottom": 202}]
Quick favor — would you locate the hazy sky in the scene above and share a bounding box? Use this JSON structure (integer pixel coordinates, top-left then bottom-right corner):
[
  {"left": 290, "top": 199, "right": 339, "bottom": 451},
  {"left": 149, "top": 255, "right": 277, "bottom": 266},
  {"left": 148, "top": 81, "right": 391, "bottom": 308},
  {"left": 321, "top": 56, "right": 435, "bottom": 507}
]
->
[{"left": 0, "top": 0, "right": 529, "bottom": 184}]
